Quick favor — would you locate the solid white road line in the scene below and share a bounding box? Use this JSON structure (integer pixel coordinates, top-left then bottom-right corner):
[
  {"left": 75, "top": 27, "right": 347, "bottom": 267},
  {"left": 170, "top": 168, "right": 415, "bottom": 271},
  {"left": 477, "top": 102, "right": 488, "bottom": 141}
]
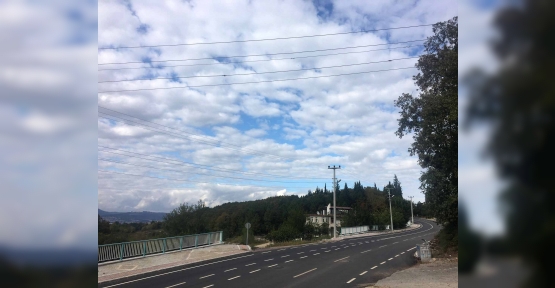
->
[
  {"left": 250, "top": 269, "right": 260, "bottom": 273},
  {"left": 268, "top": 264, "right": 278, "bottom": 267},
  {"left": 264, "top": 258, "right": 274, "bottom": 261},
  {"left": 228, "top": 276, "right": 241, "bottom": 280},
  {"left": 165, "top": 281, "right": 186, "bottom": 288},
  {"left": 360, "top": 271, "right": 367, "bottom": 275},
  {"left": 285, "top": 260, "right": 294, "bottom": 263},
  {"left": 347, "top": 278, "right": 356, "bottom": 283},
  {"left": 199, "top": 274, "right": 214, "bottom": 279},
  {"left": 334, "top": 256, "right": 350, "bottom": 262},
  {"left": 245, "top": 263, "right": 256, "bottom": 266},
  {"left": 380, "top": 261, "right": 386, "bottom": 264},
  {"left": 300, "top": 256, "right": 307, "bottom": 259},
  {"left": 293, "top": 268, "right": 317, "bottom": 278},
  {"left": 371, "top": 266, "right": 377, "bottom": 269},
  {"left": 102, "top": 254, "right": 254, "bottom": 288}
]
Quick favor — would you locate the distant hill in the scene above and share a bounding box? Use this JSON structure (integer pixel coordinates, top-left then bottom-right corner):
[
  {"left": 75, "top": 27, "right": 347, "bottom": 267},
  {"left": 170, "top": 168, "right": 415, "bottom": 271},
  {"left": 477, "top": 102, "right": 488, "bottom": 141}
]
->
[{"left": 98, "top": 209, "right": 167, "bottom": 223}]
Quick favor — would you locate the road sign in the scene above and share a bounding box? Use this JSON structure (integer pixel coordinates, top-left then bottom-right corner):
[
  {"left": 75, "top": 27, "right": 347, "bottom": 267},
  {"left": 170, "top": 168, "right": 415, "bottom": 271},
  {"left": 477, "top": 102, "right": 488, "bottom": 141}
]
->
[{"left": 245, "top": 223, "right": 251, "bottom": 229}]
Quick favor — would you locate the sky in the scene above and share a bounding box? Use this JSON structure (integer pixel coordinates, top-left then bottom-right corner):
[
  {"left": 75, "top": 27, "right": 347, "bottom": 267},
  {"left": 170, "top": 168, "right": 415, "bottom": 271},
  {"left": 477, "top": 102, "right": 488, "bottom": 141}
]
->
[{"left": 97, "top": 0, "right": 457, "bottom": 213}]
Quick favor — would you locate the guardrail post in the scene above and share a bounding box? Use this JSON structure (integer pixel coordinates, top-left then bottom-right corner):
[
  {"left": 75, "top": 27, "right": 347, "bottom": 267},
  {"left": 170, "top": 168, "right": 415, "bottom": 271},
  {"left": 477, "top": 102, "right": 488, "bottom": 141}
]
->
[
  {"left": 180, "top": 237, "right": 183, "bottom": 251},
  {"left": 143, "top": 241, "right": 146, "bottom": 257},
  {"left": 220, "top": 231, "right": 223, "bottom": 243},
  {"left": 208, "top": 233, "right": 211, "bottom": 246},
  {"left": 163, "top": 239, "right": 166, "bottom": 254},
  {"left": 120, "top": 243, "right": 124, "bottom": 261},
  {"left": 195, "top": 235, "right": 198, "bottom": 247}
]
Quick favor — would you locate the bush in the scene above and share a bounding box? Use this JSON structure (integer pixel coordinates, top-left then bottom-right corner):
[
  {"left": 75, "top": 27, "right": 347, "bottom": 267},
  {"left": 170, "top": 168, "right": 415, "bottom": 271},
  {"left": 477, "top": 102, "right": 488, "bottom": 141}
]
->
[{"left": 266, "top": 225, "right": 299, "bottom": 242}]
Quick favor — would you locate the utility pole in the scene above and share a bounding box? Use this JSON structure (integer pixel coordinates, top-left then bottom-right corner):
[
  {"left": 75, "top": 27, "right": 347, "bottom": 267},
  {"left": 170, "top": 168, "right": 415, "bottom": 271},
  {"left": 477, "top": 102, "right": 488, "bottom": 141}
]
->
[
  {"left": 408, "top": 196, "right": 414, "bottom": 225},
  {"left": 328, "top": 165, "right": 340, "bottom": 239},
  {"left": 386, "top": 187, "right": 394, "bottom": 233}
]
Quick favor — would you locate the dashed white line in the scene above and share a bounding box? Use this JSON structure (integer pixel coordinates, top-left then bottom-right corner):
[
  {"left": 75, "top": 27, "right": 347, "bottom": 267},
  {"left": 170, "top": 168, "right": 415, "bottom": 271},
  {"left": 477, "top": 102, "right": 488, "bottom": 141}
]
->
[
  {"left": 262, "top": 251, "right": 271, "bottom": 254},
  {"left": 313, "top": 253, "right": 320, "bottom": 255},
  {"left": 379, "top": 245, "right": 387, "bottom": 248},
  {"left": 361, "top": 249, "right": 372, "bottom": 253},
  {"left": 324, "top": 250, "right": 330, "bottom": 252},
  {"left": 335, "top": 248, "right": 340, "bottom": 250},
  {"left": 300, "top": 256, "right": 307, "bottom": 259},
  {"left": 293, "top": 268, "right": 317, "bottom": 278},
  {"left": 285, "top": 260, "right": 294, "bottom": 263},
  {"left": 360, "top": 271, "right": 367, "bottom": 275},
  {"left": 278, "top": 249, "right": 286, "bottom": 251},
  {"left": 346, "top": 278, "right": 356, "bottom": 284},
  {"left": 165, "top": 282, "right": 186, "bottom": 288},
  {"left": 407, "top": 248, "right": 415, "bottom": 251},
  {"left": 250, "top": 269, "right": 260, "bottom": 273},
  {"left": 380, "top": 261, "right": 386, "bottom": 264},
  {"left": 228, "top": 276, "right": 241, "bottom": 280},
  {"left": 281, "top": 255, "right": 290, "bottom": 258},
  {"left": 224, "top": 268, "right": 236, "bottom": 272},
  {"left": 371, "top": 266, "right": 378, "bottom": 269},
  {"left": 199, "top": 274, "right": 214, "bottom": 279},
  {"left": 264, "top": 258, "right": 274, "bottom": 261},
  {"left": 310, "top": 250, "right": 316, "bottom": 252},
  {"left": 268, "top": 264, "right": 278, "bottom": 268},
  {"left": 400, "top": 252, "right": 405, "bottom": 254},
  {"left": 297, "top": 252, "right": 304, "bottom": 254},
  {"left": 388, "top": 258, "right": 393, "bottom": 261},
  {"left": 245, "top": 263, "right": 256, "bottom": 266},
  {"left": 334, "top": 256, "right": 350, "bottom": 262},
  {"left": 395, "top": 255, "right": 399, "bottom": 257},
  {"left": 393, "top": 242, "right": 398, "bottom": 244}
]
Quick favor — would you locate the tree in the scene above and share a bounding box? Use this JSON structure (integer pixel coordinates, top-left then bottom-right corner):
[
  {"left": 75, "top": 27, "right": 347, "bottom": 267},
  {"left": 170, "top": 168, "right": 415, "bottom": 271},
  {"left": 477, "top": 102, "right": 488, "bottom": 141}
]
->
[{"left": 394, "top": 17, "right": 458, "bottom": 239}]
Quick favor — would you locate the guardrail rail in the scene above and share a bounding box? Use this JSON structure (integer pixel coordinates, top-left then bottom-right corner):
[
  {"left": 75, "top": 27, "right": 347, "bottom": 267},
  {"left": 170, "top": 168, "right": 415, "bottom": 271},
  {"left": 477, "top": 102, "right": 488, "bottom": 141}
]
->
[{"left": 98, "top": 231, "right": 223, "bottom": 263}]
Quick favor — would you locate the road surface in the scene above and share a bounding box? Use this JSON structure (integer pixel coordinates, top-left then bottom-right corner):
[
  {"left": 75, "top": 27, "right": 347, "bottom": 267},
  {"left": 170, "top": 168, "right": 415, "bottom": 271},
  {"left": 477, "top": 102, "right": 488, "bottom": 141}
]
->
[{"left": 99, "top": 218, "right": 439, "bottom": 288}]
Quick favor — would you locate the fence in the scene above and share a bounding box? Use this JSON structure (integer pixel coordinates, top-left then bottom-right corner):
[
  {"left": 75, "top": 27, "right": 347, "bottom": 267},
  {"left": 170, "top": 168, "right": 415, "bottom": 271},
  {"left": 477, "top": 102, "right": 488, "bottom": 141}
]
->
[
  {"left": 340, "top": 225, "right": 369, "bottom": 235},
  {"left": 98, "top": 231, "right": 223, "bottom": 263}
]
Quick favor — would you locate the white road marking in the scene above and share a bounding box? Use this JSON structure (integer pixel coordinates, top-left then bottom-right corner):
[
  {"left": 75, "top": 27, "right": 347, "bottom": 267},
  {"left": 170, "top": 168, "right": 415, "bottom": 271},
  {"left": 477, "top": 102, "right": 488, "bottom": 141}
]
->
[
  {"left": 334, "top": 256, "right": 350, "bottom": 262},
  {"left": 245, "top": 263, "right": 256, "bottom": 266},
  {"left": 297, "top": 252, "right": 304, "bottom": 254},
  {"left": 325, "top": 250, "right": 330, "bottom": 252},
  {"left": 361, "top": 249, "right": 372, "bottom": 253},
  {"left": 395, "top": 255, "right": 399, "bottom": 257},
  {"left": 388, "top": 258, "right": 393, "bottom": 260},
  {"left": 310, "top": 250, "right": 316, "bottom": 252},
  {"left": 379, "top": 245, "right": 387, "bottom": 248},
  {"left": 407, "top": 248, "right": 415, "bottom": 251},
  {"left": 371, "top": 266, "right": 377, "bottom": 269},
  {"left": 250, "top": 269, "right": 260, "bottom": 273},
  {"left": 335, "top": 248, "right": 340, "bottom": 250},
  {"left": 281, "top": 255, "right": 290, "bottom": 258},
  {"left": 358, "top": 242, "right": 362, "bottom": 244},
  {"left": 332, "top": 246, "right": 336, "bottom": 247},
  {"left": 400, "top": 252, "right": 405, "bottom": 254},
  {"left": 380, "top": 261, "right": 386, "bottom": 264},
  {"left": 293, "top": 268, "right": 317, "bottom": 278},
  {"left": 228, "top": 276, "right": 241, "bottom": 280},
  {"left": 313, "top": 253, "right": 320, "bottom": 255},
  {"left": 360, "top": 271, "right": 367, "bottom": 275},
  {"left": 346, "top": 278, "right": 356, "bottom": 284},
  {"left": 278, "top": 249, "right": 286, "bottom": 251},
  {"left": 224, "top": 268, "right": 237, "bottom": 272},
  {"left": 285, "top": 260, "right": 294, "bottom": 263},
  {"left": 268, "top": 264, "right": 278, "bottom": 267},
  {"left": 202, "top": 285, "right": 213, "bottom": 288},
  {"left": 199, "top": 274, "right": 214, "bottom": 279},
  {"left": 321, "top": 248, "right": 327, "bottom": 249},
  {"left": 365, "top": 241, "right": 369, "bottom": 243},
  {"left": 165, "top": 282, "right": 186, "bottom": 288},
  {"left": 262, "top": 251, "right": 271, "bottom": 254},
  {"left": 300, "top": 256, "right": 307, "bottom": 259},
  {"left": 393, "top": 242, "right": 398, "bottom": 244},
  {"left": 264, "top": 258, "right": 274, "bottom": 261}
]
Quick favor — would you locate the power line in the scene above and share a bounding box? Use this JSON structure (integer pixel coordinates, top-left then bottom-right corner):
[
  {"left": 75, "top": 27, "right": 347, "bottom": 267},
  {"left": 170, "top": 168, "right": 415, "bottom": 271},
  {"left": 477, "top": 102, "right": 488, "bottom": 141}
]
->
[
  {"left": 98, "top": 24, "right": 434, "bottom": 50},
  {"left": 98, "top": 44, "right": 422, "bottom": 71},
  {"left": 98, "top": 66, "right": 416, "bottom": 93},
  {"left": 99, "top": 158, "right": 324, "bottom": 183},
  {"left": 99, "top": 57, "right": 419, "bottom": 83},
  {"left": 98, "top": 146, "right": 327, "bottom": 180},
  {"left": 98, "top": 112, "right": 299, "bottom": 161},
  {"left": 98, "top": 40, "right": 425, "bottom": 65},
  {"left": 98, "top": 169, "right": 320, "bottom": 189}
]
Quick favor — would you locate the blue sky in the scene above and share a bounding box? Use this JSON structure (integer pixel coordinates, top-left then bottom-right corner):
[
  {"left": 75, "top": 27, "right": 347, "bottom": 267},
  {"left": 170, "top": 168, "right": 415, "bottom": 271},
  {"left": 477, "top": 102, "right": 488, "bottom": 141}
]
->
[{"left": 97, "top": 0, "right": 457, "bottom": 213}]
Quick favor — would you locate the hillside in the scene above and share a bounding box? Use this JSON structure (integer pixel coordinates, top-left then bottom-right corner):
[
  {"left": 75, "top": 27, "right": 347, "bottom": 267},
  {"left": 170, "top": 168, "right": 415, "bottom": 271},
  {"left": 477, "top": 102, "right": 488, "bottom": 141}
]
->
[{"left": 98, "top": 209, "right": 167, "bottom": 223}]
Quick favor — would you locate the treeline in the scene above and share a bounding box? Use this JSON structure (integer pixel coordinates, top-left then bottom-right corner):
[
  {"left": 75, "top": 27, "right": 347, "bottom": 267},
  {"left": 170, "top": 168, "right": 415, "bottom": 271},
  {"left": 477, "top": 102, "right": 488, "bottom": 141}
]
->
[
  {"left": 163, "top": 175, "right": 417, "bottom": 243},
  {"left": 98, "top": 216, "right": 165, "bottom": 245}
]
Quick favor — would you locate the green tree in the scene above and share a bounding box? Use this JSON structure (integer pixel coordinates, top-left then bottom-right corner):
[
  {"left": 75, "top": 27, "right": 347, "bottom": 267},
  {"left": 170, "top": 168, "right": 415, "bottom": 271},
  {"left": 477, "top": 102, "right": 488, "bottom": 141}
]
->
[{"left": 394, "top": 17, "right": 458, "bottom": 243}]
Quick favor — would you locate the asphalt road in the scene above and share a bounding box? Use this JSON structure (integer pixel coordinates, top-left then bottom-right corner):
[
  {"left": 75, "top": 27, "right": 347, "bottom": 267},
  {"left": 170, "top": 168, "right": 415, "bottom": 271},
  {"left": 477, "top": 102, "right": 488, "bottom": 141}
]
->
[{"left": 99, "top": 218, "right": 439, "bottom": 288}]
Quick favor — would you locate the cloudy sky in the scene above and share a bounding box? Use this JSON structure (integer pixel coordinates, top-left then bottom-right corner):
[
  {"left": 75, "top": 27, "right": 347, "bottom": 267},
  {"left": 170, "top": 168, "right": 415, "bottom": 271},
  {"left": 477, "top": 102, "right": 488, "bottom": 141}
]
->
[{"left": 98, "top": 0, "right": 457, "bottom": 213}]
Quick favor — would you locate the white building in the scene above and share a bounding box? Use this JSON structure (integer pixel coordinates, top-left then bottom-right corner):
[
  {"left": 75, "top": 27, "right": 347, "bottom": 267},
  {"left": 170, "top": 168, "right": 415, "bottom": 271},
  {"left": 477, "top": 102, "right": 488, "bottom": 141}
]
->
[{"left": 305, "top": 203, "right": 352, "bottom": 229}]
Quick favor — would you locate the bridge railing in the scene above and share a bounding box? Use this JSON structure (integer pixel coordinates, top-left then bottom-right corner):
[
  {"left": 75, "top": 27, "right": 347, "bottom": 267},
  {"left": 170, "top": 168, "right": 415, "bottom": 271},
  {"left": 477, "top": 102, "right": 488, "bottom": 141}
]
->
[
  {"left": 98, "top": 231, "right": 223, "bottom": 263},
  {"left": 339, "top": 225, "right": 369, "bottom": 235}
]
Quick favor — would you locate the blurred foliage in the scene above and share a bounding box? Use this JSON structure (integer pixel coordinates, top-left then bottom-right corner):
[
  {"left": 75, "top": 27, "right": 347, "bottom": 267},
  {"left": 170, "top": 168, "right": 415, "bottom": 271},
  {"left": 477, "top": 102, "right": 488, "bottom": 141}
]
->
[
  {"left": 459, "top": 203, "right": 481, "bottom": 273},
  {"left": 466, "top": 0, "right": 555, "bottom": 286},
  {"left": 394, "top": 17, "right": 458, "bottom": 248},
  {"left": 98, "top": 216, "right": 166, "bottom": 245}
]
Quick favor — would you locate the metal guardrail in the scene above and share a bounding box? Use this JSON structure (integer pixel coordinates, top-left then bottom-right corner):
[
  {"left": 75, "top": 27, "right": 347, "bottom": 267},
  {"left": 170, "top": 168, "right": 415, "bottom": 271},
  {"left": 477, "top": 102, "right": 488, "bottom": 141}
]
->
[
  {"left": 340, "top": 225, "right": 369, "bottom": 235},
  {"left": 98, "top": 231, "right": 223, "bottom": 263}
]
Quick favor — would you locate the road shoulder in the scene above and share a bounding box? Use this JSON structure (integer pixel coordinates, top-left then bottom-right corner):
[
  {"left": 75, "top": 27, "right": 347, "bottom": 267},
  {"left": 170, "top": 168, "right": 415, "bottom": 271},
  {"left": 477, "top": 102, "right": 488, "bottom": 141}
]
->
[{"left": 371, "top": 257, "right": 458, "bottom": 288}]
